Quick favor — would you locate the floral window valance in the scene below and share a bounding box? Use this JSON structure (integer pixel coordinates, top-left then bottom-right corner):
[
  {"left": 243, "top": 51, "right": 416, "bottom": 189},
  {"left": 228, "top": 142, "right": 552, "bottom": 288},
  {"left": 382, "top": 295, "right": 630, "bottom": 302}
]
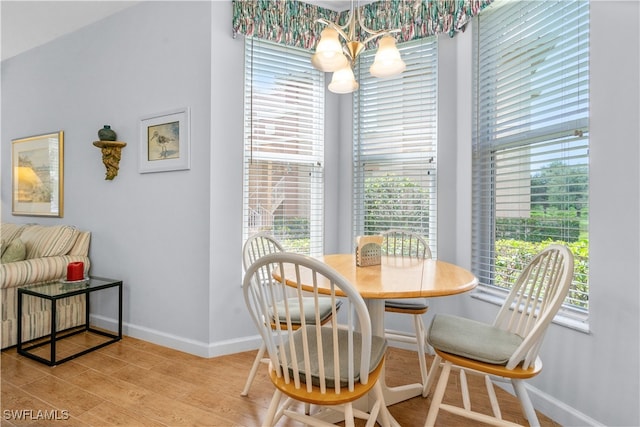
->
[{"left": 232, "top": 0, "right": 494, "bottom": 50}]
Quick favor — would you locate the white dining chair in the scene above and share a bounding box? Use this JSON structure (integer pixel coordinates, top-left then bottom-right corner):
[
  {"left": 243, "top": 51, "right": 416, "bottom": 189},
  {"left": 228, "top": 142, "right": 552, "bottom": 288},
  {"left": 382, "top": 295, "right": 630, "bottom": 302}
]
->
[
  {"left": 423, "top": 244, "right": 574, "bottom": 427},
  {"left": 243, "top": 252, "right": 392, "bottom": 427},
  {"left": 380, "top": 229, "right": 432, "bottom": 388},
  {"left": 240, "top": 232, "right": 340, "bottom": 397}
]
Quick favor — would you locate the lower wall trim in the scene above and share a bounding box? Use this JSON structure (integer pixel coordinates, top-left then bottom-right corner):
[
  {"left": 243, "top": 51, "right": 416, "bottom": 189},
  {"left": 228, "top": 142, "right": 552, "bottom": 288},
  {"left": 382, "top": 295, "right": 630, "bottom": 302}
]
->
[
  {"left": 493, "top": 381, "right": 603, "bottom": 427},
  {"left": 526, "top": 383, "right": 604, "bottom": 427},
  {"left": 90, "top": 314, "right": 262, "bottom": 358}
]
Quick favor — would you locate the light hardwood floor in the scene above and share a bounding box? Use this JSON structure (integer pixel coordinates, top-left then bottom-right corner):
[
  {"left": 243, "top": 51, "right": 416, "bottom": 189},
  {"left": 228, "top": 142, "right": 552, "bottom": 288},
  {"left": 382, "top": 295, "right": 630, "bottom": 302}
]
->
[{"left": 1, "top": 334, "right": 560, "bottom": 426}]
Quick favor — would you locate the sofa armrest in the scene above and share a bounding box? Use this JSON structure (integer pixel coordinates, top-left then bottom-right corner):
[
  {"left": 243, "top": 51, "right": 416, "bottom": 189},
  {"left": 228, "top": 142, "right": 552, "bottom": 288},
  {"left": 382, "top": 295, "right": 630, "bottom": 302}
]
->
[
  {"left": 68, "top": 231, "right": 91, "bottom": 256},
  {"left": 0, "top": 255, "right": 90, "bottom": 289}
]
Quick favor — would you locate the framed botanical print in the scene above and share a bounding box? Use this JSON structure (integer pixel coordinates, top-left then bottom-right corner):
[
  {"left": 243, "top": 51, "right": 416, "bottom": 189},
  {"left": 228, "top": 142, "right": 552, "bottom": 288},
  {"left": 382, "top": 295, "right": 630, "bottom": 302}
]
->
[
  {"left": 12, "top": 131, "right": 64, "bottom": 217},
  {"left": 139, "top": 107, "right": 190, "bottom": 173}
]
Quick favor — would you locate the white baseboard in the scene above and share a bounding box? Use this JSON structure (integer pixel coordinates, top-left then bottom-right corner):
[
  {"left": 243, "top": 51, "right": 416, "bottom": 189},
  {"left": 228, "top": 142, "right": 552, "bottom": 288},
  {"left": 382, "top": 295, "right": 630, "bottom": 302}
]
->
[
  {"left": 89, "top": 314, "right": 262, "bottom": 358},
  {"left": 492, "top": 380, "right": 603, "bottom": 427},
  {"left": 526, "top": 383, "right": 604, "bottom": 427}
]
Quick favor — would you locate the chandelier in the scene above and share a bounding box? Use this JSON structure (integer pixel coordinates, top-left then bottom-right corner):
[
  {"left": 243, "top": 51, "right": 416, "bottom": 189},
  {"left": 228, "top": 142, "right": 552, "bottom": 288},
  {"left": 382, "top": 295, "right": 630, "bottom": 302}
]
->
[{"left": 311, "top": 1, "right": 406, "bottom": 94}]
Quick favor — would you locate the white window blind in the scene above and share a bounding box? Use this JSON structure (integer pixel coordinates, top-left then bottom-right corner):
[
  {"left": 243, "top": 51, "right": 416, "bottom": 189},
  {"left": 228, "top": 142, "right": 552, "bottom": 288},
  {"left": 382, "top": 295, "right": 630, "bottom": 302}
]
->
[
  {"left": 353, "top": 38, "right": 438, "bottom": 254},
  {"left": 472, "top": 0, "right": 590, "bottom": 316},
  {"left": 243, "top": 38, "right": 325, "bottom": 256}
]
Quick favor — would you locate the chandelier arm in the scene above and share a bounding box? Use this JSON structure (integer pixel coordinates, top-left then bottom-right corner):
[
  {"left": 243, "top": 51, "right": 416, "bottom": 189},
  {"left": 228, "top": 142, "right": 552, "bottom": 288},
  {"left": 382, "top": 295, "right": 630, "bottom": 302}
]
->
[
  {"left": 316, "top": 18, "right": 350, "bottom": 43},
  {"left": 362, "top": 28, "right": 402, "bottom": 46},
  {"left": 354, "top": 5, "right": 403, "bottom": 44},
  {"left": 356, "top": 5, "right": 377, "bottom": 36}
]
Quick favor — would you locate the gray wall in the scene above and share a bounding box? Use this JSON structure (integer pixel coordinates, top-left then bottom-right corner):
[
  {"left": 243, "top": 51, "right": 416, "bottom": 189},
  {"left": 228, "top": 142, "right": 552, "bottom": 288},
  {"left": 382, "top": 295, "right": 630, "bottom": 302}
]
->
[
  {"left": 1, "top": 1, "right": 222, "bottom": 353},
  {"left": 1, "top": 1, "right": 638, "bottom": 426}
]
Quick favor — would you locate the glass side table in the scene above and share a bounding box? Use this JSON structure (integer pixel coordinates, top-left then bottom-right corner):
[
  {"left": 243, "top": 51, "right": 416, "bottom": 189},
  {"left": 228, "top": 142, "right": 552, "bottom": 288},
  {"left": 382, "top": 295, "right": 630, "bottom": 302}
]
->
[{"left": 17, "top": 277, "right": 122, "bottom": 366}]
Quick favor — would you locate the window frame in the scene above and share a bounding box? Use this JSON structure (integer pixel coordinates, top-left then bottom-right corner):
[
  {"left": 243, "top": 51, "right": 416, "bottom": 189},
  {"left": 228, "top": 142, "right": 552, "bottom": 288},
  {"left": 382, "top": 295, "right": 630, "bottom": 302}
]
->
[
  {"left": 352, "top": 37, "right": 439, "bottom": 254},
  {"left": 471, "top": 0, "right": 590, "bottom": 331},
  {"left": 242, "top": 38, "right": 325, "bottom": 256}
]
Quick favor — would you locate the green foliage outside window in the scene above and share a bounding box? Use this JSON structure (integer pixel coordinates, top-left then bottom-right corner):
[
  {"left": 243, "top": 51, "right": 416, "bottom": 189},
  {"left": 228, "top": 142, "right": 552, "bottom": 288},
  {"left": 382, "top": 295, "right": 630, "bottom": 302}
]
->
[
  {"left": 363, "top": 175, "right": 430, "bottom": 235},
  {"left": 496, "top": 218, "right": 581, "bottom": 242},
  {"left": 531, "top": 161, "right": 588, "bottom": 215},
  {"left": 272, "top": 217, "right": 311, "bottom": 254},
  {"left": 493, "top": 161, "right": 589, "bottom": 310},
  {"left": 273, "top": 217, "right": 309, "bottom": 237},
  {"left": 494, "top": 239, "right": 589, "bottom": 310},
  {"left": 281, "top": 238, "right": 310, "bottom": 254}
]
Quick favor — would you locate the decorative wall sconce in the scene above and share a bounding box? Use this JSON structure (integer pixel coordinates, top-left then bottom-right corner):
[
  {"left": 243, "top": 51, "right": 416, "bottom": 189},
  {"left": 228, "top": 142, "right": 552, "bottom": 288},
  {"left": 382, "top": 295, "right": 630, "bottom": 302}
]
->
[{"left": 93, "top": 125, "right": 126, "bottom": 180}]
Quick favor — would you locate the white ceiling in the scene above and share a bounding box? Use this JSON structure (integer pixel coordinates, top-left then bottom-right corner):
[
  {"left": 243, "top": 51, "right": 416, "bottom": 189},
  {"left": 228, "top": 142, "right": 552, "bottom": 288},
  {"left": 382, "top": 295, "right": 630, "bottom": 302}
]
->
[
  {"left": 0, "top": 0, "right": 358, "bottom": 62},
  {"left": 1, "top": 1, "right": 140, "bottom": 61}
]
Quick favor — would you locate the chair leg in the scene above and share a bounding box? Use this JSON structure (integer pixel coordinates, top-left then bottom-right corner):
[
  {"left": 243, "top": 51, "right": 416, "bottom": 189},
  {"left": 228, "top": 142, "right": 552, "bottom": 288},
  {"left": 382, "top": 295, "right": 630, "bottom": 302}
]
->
[
  {"left": 423, "top": 354, "right": 442, "bottom": 397},
  {"left": 263, "top": 389, "right": 283, "bottom": 427},
  {"left": 512, "top": 379, "right": 540, "bottom": 427},
  {"left": 460, "top": 368, "right": 470, "bottom": 410},
  {"left": 485, "top": 374, "right": 502, "bottom": 419},
  {"left": 413, "top": 314, "right": 429, "bottom": 386},
  {"left": 241, "top": 343, "right": 267, "bottom": 396},
  {"left": 372, "top": 380, "right": 392, "bottom": 427},
  {"left": 424, "top": 359, "right": 452, "bottom": 427},
  {"left": 344, "top": 402, "right": 355, "bottom": 427}
]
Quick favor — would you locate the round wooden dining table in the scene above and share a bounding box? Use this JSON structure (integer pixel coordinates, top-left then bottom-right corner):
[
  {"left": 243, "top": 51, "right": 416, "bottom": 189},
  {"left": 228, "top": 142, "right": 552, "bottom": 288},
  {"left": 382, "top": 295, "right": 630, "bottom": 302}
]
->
[{"left": 280, "top": 253, "right": 478, "bottom": 407}]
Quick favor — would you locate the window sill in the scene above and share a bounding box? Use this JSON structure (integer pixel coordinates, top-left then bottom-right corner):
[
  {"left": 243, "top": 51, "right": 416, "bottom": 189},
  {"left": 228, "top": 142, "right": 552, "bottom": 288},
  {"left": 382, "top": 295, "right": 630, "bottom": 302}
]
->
[{"left": 471, "top": 288, "right": 591, "bottom": 334}]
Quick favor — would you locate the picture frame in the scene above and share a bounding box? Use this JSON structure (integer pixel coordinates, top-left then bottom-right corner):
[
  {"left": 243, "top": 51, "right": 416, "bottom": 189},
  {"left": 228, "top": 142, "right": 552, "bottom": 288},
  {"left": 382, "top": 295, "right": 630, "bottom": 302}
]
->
[
  {"left": 12, "top": 131, "right": 64, "bottom": 217},
  {"left": 139, "top": 107, "right": 190, "bottom": 173}
]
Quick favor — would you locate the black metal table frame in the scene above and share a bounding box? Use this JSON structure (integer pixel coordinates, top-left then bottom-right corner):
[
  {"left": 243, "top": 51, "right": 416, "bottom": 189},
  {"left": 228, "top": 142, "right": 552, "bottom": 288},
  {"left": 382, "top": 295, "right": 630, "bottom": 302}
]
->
[{"left": 17, "top": 277, "right": 123, "bottom": 366}]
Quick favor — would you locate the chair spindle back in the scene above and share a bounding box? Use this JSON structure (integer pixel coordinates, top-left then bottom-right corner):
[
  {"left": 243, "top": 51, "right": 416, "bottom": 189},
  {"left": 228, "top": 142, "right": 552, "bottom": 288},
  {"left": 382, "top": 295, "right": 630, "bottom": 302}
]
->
[
  {"left": 495, "top": 244, "right": 574, "bottom": 369},
  {"left": 243, "top": 252, "right": 377, "bottom": 395},
  {"left": 381, "top": 230, "right": 432, "bottom": 259}
]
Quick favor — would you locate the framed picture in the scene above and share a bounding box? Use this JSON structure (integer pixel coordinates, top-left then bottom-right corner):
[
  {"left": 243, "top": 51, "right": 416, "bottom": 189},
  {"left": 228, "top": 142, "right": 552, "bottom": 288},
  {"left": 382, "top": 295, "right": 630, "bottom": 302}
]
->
[
  {"left": 139, "top": 107, "right": 190, "bottom": 173},
  {"left": 12, "top": 131, "right": 64, "bottom": 217}
]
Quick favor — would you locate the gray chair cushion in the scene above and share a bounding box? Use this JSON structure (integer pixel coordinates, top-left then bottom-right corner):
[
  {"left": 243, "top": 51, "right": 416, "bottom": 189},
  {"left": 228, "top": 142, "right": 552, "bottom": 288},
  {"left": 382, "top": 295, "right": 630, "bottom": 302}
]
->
[
  {"left": 284, "top": 325, "right": 387, "bottom": 387},
  {"left": 427, "top": 314, "right": 523, "bottom": 365},
  {"left": 273, "top": 298, "right": 341, "bottom": 325},
  {"left": 384, "top": 299, "right": 428, "bottom": 310}
]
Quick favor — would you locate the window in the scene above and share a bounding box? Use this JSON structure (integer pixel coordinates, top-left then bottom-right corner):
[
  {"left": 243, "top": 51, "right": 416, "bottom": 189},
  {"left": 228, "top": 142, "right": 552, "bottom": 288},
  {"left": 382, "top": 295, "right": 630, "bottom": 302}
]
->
[
  {"left": 472, "top": 0, "right": 590, "bottom": 320},
  {"left": 353, "top": 38, "right": 438, "bottom": 254},
  {"left": 243, "top": 38, "right": 325, "bottom": 255}
]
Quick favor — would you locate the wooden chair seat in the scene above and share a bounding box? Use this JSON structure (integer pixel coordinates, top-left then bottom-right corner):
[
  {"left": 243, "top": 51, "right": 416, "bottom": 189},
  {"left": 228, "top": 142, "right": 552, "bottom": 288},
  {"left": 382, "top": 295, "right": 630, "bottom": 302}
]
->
[
  {"left": 270, "top": 357, "right": 385, "bottom": 406},
  {"left": 434, "top": 349, "right": 543, "bottom": 380}
]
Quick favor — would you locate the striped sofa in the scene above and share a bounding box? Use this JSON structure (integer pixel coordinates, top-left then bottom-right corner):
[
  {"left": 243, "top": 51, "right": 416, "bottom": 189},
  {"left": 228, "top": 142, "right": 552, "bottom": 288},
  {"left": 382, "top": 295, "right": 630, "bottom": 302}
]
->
[{"left": 1, "top": 223, "right": 91, "bottom": 349}]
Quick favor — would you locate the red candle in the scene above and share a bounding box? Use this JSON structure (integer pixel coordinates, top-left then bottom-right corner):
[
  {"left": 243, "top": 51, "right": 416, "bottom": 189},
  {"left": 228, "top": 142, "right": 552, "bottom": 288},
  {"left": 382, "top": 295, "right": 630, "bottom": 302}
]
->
[{"left": 67, "top": 262, "right": 84, "bottom": 281}]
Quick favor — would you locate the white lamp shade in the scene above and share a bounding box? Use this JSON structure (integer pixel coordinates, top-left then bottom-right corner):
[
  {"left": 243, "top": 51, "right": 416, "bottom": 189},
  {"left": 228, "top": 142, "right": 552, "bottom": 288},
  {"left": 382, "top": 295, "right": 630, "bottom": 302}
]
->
[
  {"left": 311, "top": 27, "right": 349, "bottom": 72},
  {"left": 328, "top": 66, "right": 359, "bottom": 94},
  {"left": 369, "top": 35, "right": 406, "bottom": 78}
]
